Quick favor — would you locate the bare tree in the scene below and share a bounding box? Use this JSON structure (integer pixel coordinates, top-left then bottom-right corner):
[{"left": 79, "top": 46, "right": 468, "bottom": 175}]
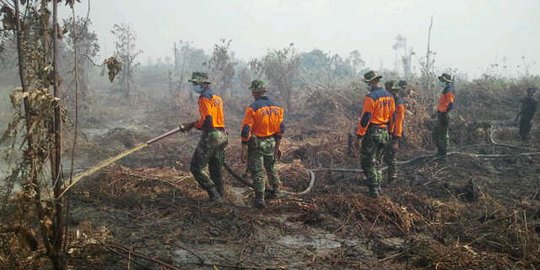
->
[
  {"left": 111, "top": 23, "right": 141, "bottom": 98},
  {"left": 64, "top": 17, "right": 100, "bottom": 106},
  {"left": 207, "top": 39, "right": 236, "bottom": 96},
  {"left": 250, "top": 43, "right": 300, "bottom": 111},
  {"left": 393, "top": 35, "right": 414, "bottom": 79}
]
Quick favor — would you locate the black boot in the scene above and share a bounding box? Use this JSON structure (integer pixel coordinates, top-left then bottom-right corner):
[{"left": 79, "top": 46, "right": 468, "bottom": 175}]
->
[
  {"left": 368, "top": 185, "right": 381, "bottom": 198},
  {"left": 254, "top": 192, "right": 266, "bottom": 209},
  {"left": 267, "top": 188, "right": 285, "bottom": 199},
  {"left": 207, "top": 187, "right": 223, "bottom": 204},
  {"left": 215, "top": 181, "right": 224, "bottom": 197}
]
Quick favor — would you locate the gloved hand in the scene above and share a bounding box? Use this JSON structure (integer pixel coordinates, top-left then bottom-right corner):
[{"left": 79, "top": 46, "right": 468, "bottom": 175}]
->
[{"left": 179, "top": 122, "right": 195, "bottom": 132}]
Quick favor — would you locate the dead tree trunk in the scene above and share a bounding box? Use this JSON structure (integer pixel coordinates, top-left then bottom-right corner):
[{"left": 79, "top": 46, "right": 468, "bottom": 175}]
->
[{"left": 51, "top": 0, "right": 66, "bottom": 268}]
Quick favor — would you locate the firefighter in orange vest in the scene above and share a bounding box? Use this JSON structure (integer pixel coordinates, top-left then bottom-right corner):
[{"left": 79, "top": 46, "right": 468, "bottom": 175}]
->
[
  {"left": 434, "top": 73, "right": 455, "bottom": 156},
  {"left": 384, "top": 80, "right": 406, "bottom": 184},
  {"left": 241, "top": 80, "right": 285, "bottom": 208},
  {"left": 181, "top": 72, "right": 228, "bottom": 203},
  {"left": 353, "top": 71, "right": 396, "bottom": 197}
]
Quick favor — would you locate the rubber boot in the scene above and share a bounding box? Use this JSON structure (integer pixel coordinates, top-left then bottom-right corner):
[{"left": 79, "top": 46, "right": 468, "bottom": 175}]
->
[
  {"left": 267, "top": 188, "right": 285, "bottom": 199},
  {"left": 207, "top": 187, "right": 224, "bottom": 204},
  {"left": 368, "top": 185, "right": 381, "bottom": 198},
  {"left": 254, "top": 192, "right": 266, "bottom": 209},
  {"left": 215, "top": 181, "right": 224, "bottom": 197}
]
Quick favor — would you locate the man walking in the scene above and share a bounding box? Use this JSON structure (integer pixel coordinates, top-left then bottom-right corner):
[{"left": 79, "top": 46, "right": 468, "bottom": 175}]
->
[
  {"left": 354, "top": 71, "right": 396, "bottom": 197},
  {"left": 516, "top": 87, "right": 538, "bottom": 141},
  {"left": 434, "top": 73, "right": 455, "bottom": 157},
  {"left": 241, "top": 80, "right": 285, "bottom": 208},
  {"left": 384, "top": 80, "right": 406, "bottom": 184},
  {"left": 181, "top": 72, "right": 228, "bottom": 203}
]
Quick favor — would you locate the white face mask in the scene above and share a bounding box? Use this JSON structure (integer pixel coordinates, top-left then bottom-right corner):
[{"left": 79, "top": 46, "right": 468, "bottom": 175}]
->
[
  {"left": 192, "top": 84, "right": 204, "bottom": 93},
  {"left": 439, "top": 82, "right": 447, "bottom": 88}
]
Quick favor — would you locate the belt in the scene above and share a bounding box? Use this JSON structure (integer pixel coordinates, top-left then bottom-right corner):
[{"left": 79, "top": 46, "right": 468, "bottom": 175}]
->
[
  {"left": 203, "top": 127, "right": 225, "bottom": 134},
  {"left": 254, "top": 135, "right": 274, "bottom": 139},
  {"left": 369, "top": 123, "right": 388, "bottom": 129},
  {"left": 207, "top": 127, "right": 225, "bottom": 131}
]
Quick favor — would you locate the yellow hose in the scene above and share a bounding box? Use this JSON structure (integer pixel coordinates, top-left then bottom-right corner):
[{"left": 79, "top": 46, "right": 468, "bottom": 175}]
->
[{"left": 57, "top": 143, "right": 149, "bottom": 199}]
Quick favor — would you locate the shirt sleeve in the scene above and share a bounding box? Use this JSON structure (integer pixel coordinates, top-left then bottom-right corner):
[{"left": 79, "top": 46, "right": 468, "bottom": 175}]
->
[
  {"left": 274, "top": 108, "right": 285, "bottom": 140},
  {"left": 356, "top": 96, "right": 374, "bottom": 137}
]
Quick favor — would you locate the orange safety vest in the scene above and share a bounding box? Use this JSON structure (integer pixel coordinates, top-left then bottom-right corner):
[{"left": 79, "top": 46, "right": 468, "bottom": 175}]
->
[
  {"left": 389, "top": 96, "right": 406, "bottom": 138},
  {"left": 194, "top": 89, "right": 225, "bottom": 131},
  {"left": 437, "top": 85, "right": 455, "bottom": 113},
  {"left": 241, "top": 96, "right": 285, "bottom": 143},
  {"left": 356, "top": 87, "right": 396, "bottom": 137}
]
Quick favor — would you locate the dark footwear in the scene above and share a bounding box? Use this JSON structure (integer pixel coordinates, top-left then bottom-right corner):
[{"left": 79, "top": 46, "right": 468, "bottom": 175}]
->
[
  {"left": 266, "top": 189, "right": 285, "bottom": 200},
  {"left": 368, "top": 186, "right": 381, "bottom": 198},
  {"left": 254, "top": 192, "right": 266, "bottom": 209},
  {"left": 437, "top": 149, "right": 447, "bottom": 156},
  {"left": 207, "top": 187, "right": 224, "bottom": 204},
  {"left": 215, "top": 183, "right": 224, "bottom": 197}
]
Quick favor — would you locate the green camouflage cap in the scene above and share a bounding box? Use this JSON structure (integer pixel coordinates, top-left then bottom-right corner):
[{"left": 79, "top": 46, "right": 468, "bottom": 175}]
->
[
  {"left": 385, "top": 80, "right": 401, "bottom": 91},
  {"left": 363, "top": 70, "right": 382, "bottom": 82},
  {"left": 249, "top": 79, "right": 267, "bottom": 92},
  {"left": 438, "top": 73, "right": 453, "bottom": 83},
  {"left": 188, "top": 72, "right": 212, "bottom": 84}
]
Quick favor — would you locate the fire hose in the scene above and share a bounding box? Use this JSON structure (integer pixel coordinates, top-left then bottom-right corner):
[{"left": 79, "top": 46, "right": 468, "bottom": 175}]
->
[
  {"left": 57, "top": 127, "right": 182, "bottom": 199},
  {"left": 58, "top": 125, "right": 540, "bottom": 199}
]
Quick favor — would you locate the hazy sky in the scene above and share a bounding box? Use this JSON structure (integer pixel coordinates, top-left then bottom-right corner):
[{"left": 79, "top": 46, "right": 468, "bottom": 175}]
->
[{"left": 65, "top": 0, "right": 540, "bottom": 78}]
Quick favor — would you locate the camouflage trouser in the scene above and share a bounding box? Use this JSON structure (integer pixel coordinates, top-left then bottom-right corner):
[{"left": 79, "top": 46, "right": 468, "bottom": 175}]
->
[
  {"left": 190, "top": 130, "right": 228, "bottom": 192},
  {"left": 434, "top": 112, "right": 450, "bottom": 155},
  {"left": 247, "top": 137, "right": 281, "bottom": 193},
  {"left": 383, "top": 141, "right": 397, "bottom": 182},
  {"left": 519, "top": 116, "right": 533, "bottom": 141},
  {"left": 361, "top": 127, "right": 390, "bottom": 188}
]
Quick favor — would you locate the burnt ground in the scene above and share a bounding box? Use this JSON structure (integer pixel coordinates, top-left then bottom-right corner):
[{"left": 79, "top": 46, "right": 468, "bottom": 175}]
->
[{"left": 60, "top": 125, "right": 540, "bottom": 270}]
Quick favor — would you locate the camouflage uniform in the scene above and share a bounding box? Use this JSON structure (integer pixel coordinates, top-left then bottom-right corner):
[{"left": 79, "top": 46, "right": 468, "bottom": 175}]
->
[
  {"left": 518, "top": 93, "right": 538, "bottom": 141},
  {"left": 361, "top": 126, "right": 390, "bottom": 190},
  {"left": 242, "top": 80, "right": 285, "bottom": 207},
  {"left": 356, "top": 71, "right": 395, "bottom": 197},
  {"left": 383, "top": 80, "right": 406, "bottom": 183},
  {"left": 434, "top": 112, "right": 451, "bottom": 155},
  {"left": 247, "top": 137, "right": 281, "bottom": 193},
  {"left": 434, "top": 74, "right": 455, "bottom": 156},
  {"left": 186, "top": 72, "right": 228, "bottom": 201},
  {"left": 190, "top": 129, "right": 228, "bottom": 195},
  {"left": 383, "top": 140, "right": 397, "bottom": 182}
]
